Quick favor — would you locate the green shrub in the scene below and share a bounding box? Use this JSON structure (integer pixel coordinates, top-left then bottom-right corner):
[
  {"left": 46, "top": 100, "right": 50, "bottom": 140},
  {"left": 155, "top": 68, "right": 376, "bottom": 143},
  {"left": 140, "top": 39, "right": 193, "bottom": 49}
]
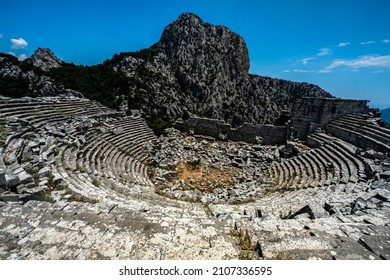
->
[
  {"left": 146, "top": 116, "right": 174, "bottom": 136},
  {"left": 48, "top": 62, "right": 124, "bottom": 109},
  {"left": 0, "top": 125, "right": 8, "bottom": 144},
  {"left": 0, "top": 75, "right": 34, "bottom": 98},
  {"left": 92, "top": 178, "right": 100, "bottom": 187}
]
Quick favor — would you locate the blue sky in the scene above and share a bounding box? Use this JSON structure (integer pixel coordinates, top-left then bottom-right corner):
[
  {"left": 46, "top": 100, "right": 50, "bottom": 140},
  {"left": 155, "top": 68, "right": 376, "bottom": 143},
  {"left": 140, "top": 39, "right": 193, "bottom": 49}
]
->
[{"left": 1, "top": 0, "right": 389, "bottom": 108}]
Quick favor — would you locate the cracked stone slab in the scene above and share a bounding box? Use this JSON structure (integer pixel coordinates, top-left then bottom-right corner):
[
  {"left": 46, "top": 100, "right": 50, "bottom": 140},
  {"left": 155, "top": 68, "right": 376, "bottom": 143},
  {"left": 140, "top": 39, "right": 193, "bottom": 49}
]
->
[{"left": 358, "top": 235, "right": 390, "bottom": 260}]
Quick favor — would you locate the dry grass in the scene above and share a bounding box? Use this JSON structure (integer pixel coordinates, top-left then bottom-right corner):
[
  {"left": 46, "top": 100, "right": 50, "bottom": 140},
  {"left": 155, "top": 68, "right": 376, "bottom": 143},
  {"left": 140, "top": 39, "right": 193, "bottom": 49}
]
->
[
  {"left": 230, "top": 228, "right": 254, "bottom": 251},
  {"left": 230, "top": 228, "right": 260, "bottom": 260},
  {"left": 172, "top": 161, "right": 236, "bottom": 192},
  {"left": 289, "top": 140, "right": 311, "bottom": 152}
]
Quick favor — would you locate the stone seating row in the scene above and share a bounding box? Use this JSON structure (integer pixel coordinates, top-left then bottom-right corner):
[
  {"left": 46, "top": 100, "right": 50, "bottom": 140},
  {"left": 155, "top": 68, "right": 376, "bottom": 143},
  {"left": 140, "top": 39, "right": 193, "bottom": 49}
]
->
[
  {"left": 326, "top": 114, "right": 390, "bottom": 155},
  {"left": 0, "top": 97, "right": 119, "bottom": 128},
  {"left": 270, "top": 133, "right": 366, "bottom": 191},
  {"left": 1, "top": 97, "right": 156, "bottom": 203}
]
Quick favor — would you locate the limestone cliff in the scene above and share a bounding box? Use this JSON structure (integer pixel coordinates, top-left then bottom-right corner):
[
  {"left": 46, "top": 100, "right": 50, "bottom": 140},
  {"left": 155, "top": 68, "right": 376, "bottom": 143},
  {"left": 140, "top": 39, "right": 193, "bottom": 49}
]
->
[{"left": 113, "top": 12, "right": 332, "bottom": 125}]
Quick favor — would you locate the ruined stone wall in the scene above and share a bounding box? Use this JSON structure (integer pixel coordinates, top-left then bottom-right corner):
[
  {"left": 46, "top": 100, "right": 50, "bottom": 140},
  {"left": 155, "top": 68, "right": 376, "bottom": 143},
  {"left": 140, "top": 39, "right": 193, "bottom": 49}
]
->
[
  {"left": 291, "top": 97, "right": 369, "bottom": 140},
  {"left": 174, "top": 118, "right": 286, "bottom": 145},
  {"left": 227, "top": 123, "right": 286, "bottom": 145},
  {"left": 180, "top": 118, "right": 228, "bottom": 139}
]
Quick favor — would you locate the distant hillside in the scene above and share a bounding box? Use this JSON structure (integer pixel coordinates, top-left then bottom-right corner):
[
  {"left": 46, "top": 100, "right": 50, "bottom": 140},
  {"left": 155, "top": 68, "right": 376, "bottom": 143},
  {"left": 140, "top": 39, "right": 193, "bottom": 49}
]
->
[{"left": 381, "top": 108, "right": 390, "bottom": 124}]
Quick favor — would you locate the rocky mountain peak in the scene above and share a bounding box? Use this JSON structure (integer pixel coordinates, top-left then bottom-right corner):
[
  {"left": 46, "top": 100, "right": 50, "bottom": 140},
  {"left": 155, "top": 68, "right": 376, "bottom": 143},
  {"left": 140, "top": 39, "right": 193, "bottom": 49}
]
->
[
  {"left": 27, "top": 48, "right": 62, "bottom": 71},
  {"left": 112, "top": 12, "right": 331, "bottom": 125},
  {"left": 175, "top": 12, "right": 203, "bottom": 26},
  {"left": 158, "top": 12, "right": 250, "bottom": 81}
]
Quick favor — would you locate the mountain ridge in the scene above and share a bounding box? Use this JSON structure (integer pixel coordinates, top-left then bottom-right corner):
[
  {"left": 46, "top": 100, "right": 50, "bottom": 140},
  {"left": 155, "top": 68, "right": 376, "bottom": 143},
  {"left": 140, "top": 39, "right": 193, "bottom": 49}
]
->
[
  {"left": 0, "top": 12, "right": 332, "bottom": 128},
  {"left": 381, "top": 107, "right": 390, "bottom": 124}
]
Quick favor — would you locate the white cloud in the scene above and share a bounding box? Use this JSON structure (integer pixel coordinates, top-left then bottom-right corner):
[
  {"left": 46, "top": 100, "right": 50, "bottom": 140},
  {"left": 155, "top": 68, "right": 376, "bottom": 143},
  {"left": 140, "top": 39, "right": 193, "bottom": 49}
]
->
[
  {"left": 0, "top": 33, "right": 3, "bottom": 39},
  {"left": 318, "top": 69, "right": 332, "bottom": 73},
  {"left": 383, "top": 39, "right": 390, "bottom": 43},
  {"left": 283, "top": 69, "right": 311, "bottom": 73},
  {"left": 10, "top": 37, "right": 28, "bottom": 49},
  {"left": 338, "top": 42, "right": 350, "bottom": 47},
  {"left": 7, "top": 52, "right": 28, "bottom": 61},
  {"left": 302, "top": 57, "right": 315, "bottom": 65},
  {"left": 18, "top": 53, "right": 27, "bottom": 61},
  {"left": 317, "top": 48, "right": 331, "bottom": 56},
  {"left": 360, "top": 41, "right": 375, "bottom": 45},
  {"left": 320, "top": 54, "right": 390, "bottom": 73}
]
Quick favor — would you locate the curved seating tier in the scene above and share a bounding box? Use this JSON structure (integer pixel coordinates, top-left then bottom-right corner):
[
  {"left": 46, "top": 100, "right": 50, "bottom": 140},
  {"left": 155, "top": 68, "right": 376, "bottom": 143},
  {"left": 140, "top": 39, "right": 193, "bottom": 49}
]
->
[
  {"left": 269, "top": 132, "right": 366, "bottom": 192},
  {"left": 326, "top": 114, "right": 390, "bottom": 155},
  {"left": 51, "top": 116, "right": 156, "bottom": 199},
  {"left": 0, "top": 97, "right": 156, "bottom": 202}
]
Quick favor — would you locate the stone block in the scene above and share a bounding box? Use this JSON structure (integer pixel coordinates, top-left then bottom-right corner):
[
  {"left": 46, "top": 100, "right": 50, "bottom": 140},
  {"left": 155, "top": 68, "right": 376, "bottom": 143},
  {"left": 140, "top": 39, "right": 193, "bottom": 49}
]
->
[
  {"left": 97, "top": 127, "right": 106, "bottom": 133},
  {"left": 5, "top": 174, "right": 20, "bottom": 188},
  {"left": 3, "top": 138, "right": 25, "bottom": 165},
  {"left": 359, "top": 235, "right": 390, "bottom": 260},
  {"left": 380, "top": 171, "right": 390, "bottom": 179},
  {"left": 0, "top": 159, "right": 6, "bottom": 188},
  {"left": 17, "top": 171, "right": 33, "bottom": 185},
  {"left": 375, "top": 189, "right": 390, "bottom": 202},
  {"left": 0, "top": 173, "right": 6, "bottom": 189},
  {"left": 113, "top": 128, "right": 123, "bottom": 135},
  {"left": 0, "top": 193, "right": 20, "bottom": 202},
  {"left": 38, "top": 166, "right": 51, "bottom": 178}
]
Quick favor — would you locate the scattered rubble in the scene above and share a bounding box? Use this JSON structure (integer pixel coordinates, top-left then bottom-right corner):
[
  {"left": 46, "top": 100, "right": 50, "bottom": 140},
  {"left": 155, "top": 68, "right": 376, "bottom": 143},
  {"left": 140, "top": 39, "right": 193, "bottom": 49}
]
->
[{"left": 147, "top": 128, "right": 276, "bottom": 204}]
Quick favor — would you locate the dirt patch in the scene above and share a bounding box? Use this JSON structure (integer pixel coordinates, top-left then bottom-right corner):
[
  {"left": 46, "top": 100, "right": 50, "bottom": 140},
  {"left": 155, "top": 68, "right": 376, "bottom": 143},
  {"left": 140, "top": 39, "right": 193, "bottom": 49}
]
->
[{"left": 171, "top": 162, "right": 237, "bottom": 192}]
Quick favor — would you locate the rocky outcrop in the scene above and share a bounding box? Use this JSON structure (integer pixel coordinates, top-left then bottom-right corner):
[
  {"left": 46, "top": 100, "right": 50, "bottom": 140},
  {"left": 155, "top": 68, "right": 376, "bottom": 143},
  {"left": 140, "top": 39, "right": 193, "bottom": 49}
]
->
[
  {"left": 0, "top": 53, "right": 83, "bottom": 98},
  {"left": 113, "top": 12, "right": 332, "bottom": 125},
  {"left": 24, "top": 70, "right": 83, "bottom": 98},
  {"left": 26, "top": 48, "right": 62, "bottom": 71},
  {"left": 0, "top": 57, "right": 22, "bottom": 78}
]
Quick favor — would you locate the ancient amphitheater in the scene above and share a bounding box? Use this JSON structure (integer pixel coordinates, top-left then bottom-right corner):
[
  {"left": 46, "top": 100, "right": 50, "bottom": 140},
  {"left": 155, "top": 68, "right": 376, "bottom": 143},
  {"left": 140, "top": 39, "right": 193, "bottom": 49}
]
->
[{"left": 0, "top": 95, "right": 389, "bottom": 260}]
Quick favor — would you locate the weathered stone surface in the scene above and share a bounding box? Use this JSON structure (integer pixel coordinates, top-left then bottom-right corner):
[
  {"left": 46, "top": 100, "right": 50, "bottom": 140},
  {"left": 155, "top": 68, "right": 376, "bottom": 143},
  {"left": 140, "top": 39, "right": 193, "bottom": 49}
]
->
[
  {"left": 113, "top": 127, "right": 123, "bottom": 135},
  {"left": 371, "top": 180, "right": 390, "bottom": 191},
  {"left": 148, "top": 128, "right": 273, "bottom": 204},
  {"left": 332, "top": 238, "right": 380, "bottom": 260},
  {"left": 359, "top": 235, "right": 390, "bottom": 259},
  {"left": 0, "top": 58, "right": 22, "bottom": 77},
  {"left": 5, "top": 174, "right": 20, "bottom": 188},
  {"left": 175, "top": 117, "right": 286, "bottom": 145},
  {"left": 17, "top": 171, "right": 33, "bottom": 185},
  {"left": 0, "top": 193, "right": 20, "bottom": 202},
  {"left": 0, "top": 157, "right": 6, "bottom": 189},
  {"left": 26, "top": 48, "right": 63, "bottom": 71},
  {"left": 374, "top": 189, "right": 390, "bottom": 202},
  {"left": 291, "top": 98, "right": 369, "bottom": 140},
  {"left": 3, "top": 139, "right": 24, "bottom": 165},
  {"left": 380, "top": 171, "right": 390, "bottom": 179}
]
